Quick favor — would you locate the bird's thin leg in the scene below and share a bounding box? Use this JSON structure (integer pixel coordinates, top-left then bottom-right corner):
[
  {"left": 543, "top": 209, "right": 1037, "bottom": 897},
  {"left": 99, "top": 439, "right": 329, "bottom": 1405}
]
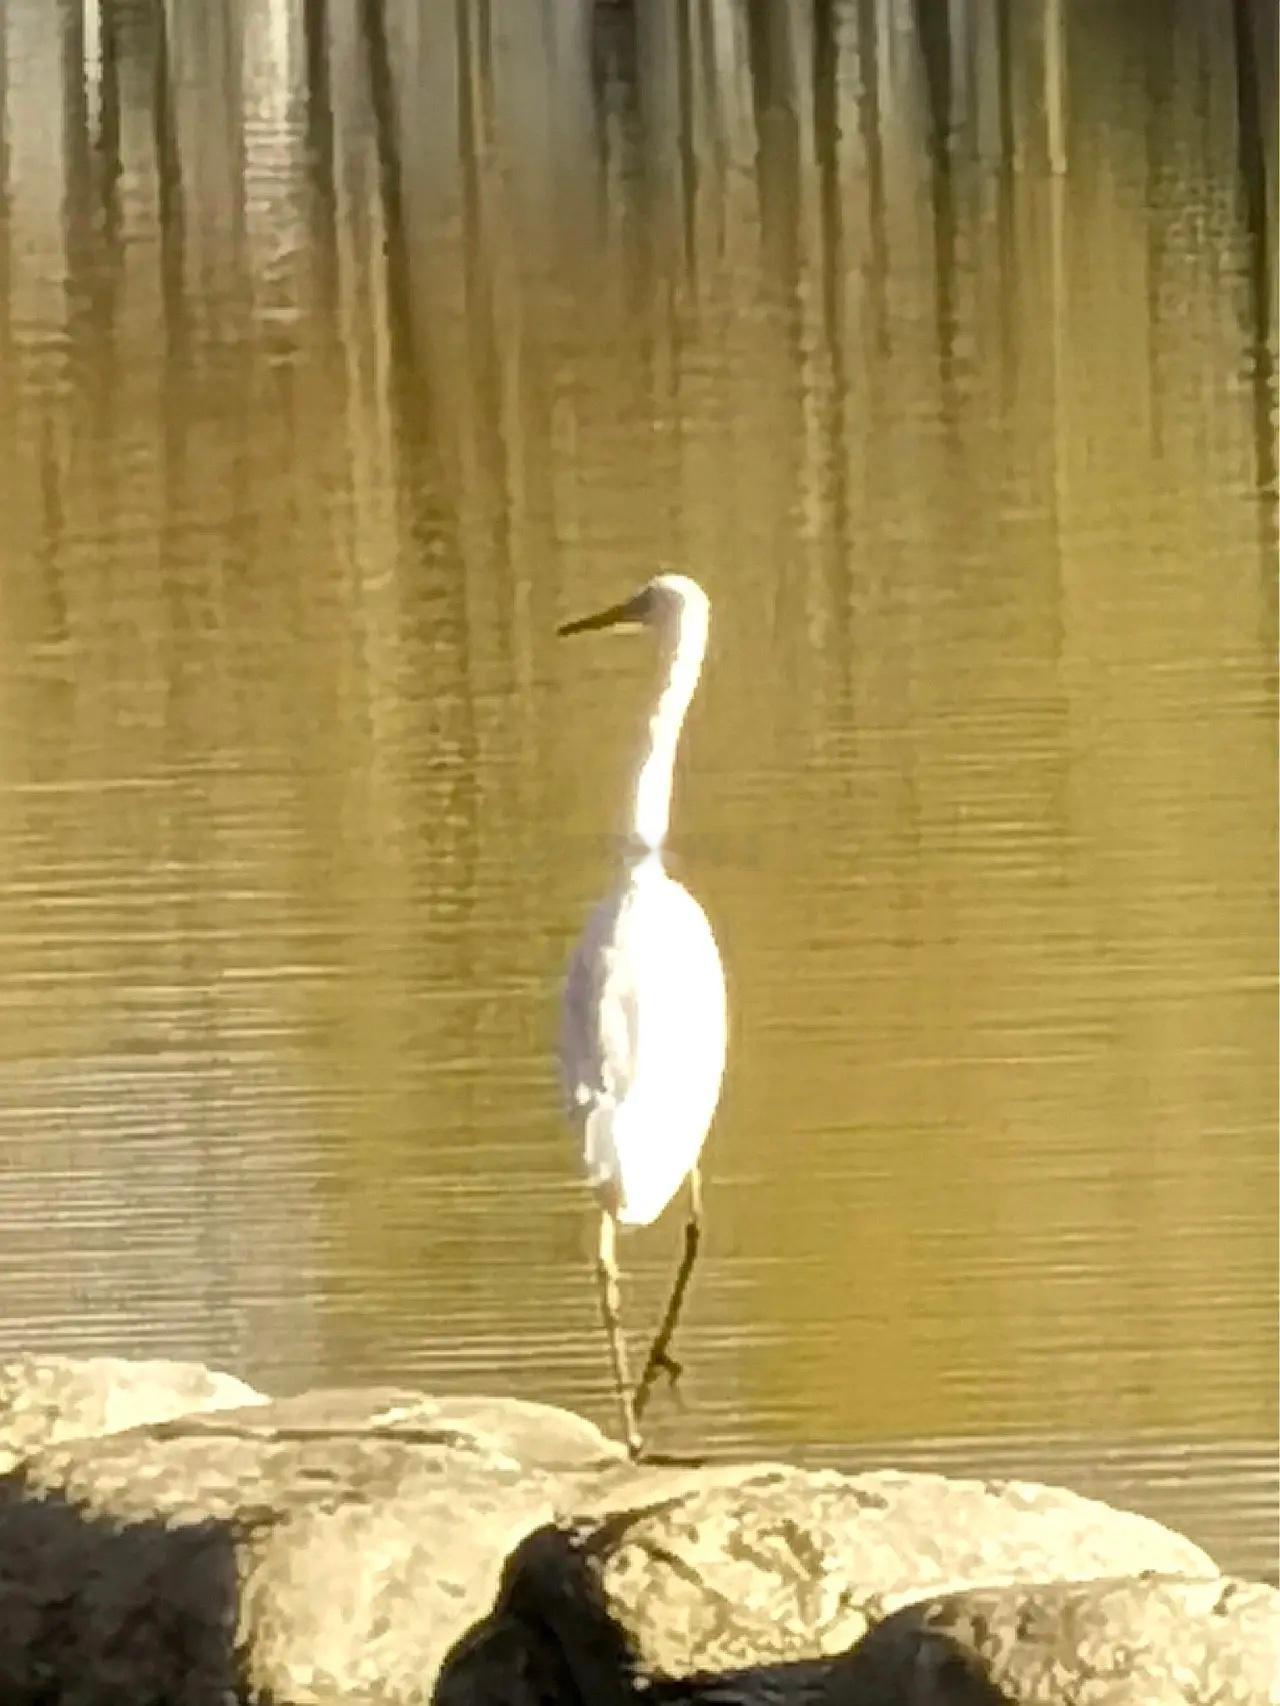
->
[
  {"left": 596, "top": 1210, "right": 642, "bottom": 1458},
  {"left": 634, "top": 1166, "right": 702, "bottom": 1425}
]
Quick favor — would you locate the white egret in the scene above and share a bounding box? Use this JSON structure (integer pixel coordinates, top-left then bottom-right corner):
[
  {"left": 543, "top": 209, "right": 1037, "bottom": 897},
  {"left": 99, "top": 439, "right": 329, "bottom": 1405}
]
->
[{"left": 557, "top": 574, "right": 727, "bottom": 1458}]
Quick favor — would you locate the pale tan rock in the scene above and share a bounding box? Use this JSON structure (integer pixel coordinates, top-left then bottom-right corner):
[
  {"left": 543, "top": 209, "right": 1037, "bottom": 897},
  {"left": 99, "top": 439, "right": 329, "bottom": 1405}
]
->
[
  {"left": 579, "top": 1464, "right": 1219, "bottom": 1674},
  {"left": 0, "top": 1353, "right": 266, "bottom": 1472}
]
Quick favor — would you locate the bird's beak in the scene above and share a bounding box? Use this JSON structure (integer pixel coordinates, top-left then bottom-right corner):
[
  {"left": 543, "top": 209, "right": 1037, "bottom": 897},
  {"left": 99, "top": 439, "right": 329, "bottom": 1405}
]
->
[{"left": 557, "top": 592, "right": 648, "bottom": 637}]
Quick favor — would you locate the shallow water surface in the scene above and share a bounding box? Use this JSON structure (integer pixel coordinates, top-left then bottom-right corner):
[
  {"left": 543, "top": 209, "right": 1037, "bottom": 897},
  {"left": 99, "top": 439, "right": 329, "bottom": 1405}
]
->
[{"left": 0, "top": 1, "right": 1275, "bottom": 1579}]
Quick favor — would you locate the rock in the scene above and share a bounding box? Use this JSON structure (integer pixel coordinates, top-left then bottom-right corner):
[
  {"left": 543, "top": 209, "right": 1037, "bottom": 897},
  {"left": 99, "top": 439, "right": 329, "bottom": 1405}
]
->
[
  {"left": 838, "top": 1574, "right": 1280, "bottom": 1705},
  {"left": 437, "top": 1537, "right": 1280, "bottom": 1704},
  {"left": 567, "top": 1464, "right": 1219, "bottom": 1674},
  {"left": 434, "top": 1470, "right": 1242, "bottom": 1704},
  {"left": 0, "top": 1354, "right": 266, "bottom": 1472},
  {"left": 0, "top": 1383, "right": 624, "bottom": 1705},
  {"left": 0, "top": 1357, "right": 1271, "bottom": 1706},
  {"left": 232, "top": 1389, "right": 624, "bottom": 1703}
]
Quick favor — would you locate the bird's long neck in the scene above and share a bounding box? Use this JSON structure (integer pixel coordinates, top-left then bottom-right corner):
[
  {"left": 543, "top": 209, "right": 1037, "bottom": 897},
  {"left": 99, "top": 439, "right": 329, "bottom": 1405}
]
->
[{"left": 630, "top": 603, "right": 708, "bottom": 854}]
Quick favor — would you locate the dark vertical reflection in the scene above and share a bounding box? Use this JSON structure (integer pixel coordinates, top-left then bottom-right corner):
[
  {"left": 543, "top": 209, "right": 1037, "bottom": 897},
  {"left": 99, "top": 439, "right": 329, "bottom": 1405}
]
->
[
  {"left": 992, "top": 1, "right": 1018, "bottom": 412},
  {"left": 746, "top": 2, "right": 800, "bottom": 300},
  {"left": 359, "top": 0, "right": 409, "bottom": 366},
  {"left": 995, "top": 0, "right": 1016, "bottom": 166},
  {"left": 152, "top": 1, "right": 187, "bottom": 362},
  {"left": 456, "top": 0, "right": 482, "bottom": 312},
  {"left": 813, "top": 0, "right": 851, "bottom": 664},
  {"left": 52, "top": 1, "right": 90, "bottom": 648},
  {"left": 1143, "top": 15, "right": 1173, "bottom": 463},
  {"left": 302, "top": 0, "right": 339, "bottom": 313},
  {"left": 1230, "top": 0, "right": 1278, "bottom": 511},
  {"left": 457, "top": 0, "right": 511, "bottom": 567},
  {"left": 456, "top": 1, "right": 484, "bottom": 347},
  {"left": 96, "top": 0, "right": 123, "bottom": 254},
  {"left": 675, "top": 0, "right": 697, "bottom": 292},
  {"left": 909, "top": 0, "right": 957, "bottom": 393},
  {"left": 912, "top": 0, "right": 953, "bottom": 157},
  {"left": 589, "top": 0, "right": 639, "bottom": 242},
  {"left": 694, "top": 0, "right": 726, "bottom": 261},
  {"left": 359, "top": 0, "right": 450, "bottom": 541},
  {"left": 854, "top": 0, "right": 889, "bottom": 361},
  {"left": 744, "top": 0, "right": 803, "bottom": 635},
  {"left": 152, "top": 0, "right": 193, "bottom": 675},
  {"left": 476, "top": 0, "right": 496, "bottom": 156},
  {"left": 813, "top": 0, "right": 843, "bottom": 392},
  {"left": 65, "top": 0, "right": 123, "bottom": 462}
]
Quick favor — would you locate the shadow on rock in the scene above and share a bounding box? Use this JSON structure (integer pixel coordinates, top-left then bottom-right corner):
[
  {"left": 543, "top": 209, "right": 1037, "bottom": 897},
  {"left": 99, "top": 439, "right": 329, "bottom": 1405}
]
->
[
  {"left": 432, "top": 1513, "right": 1009, "bottom": 1706},
  {"left": 0, "top": 1472, "right": 243, "bottom": 1706},
  {"left": 434, "top": 1513, "right": 649, "bottom": 1706}
]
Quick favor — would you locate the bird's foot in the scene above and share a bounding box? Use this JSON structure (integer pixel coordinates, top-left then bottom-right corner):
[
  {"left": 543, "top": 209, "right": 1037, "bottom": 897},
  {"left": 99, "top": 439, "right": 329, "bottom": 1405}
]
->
[
  {"left": 632, "top": 1348, "right": 685, "bottom": 1428},
  {"left": 653, "top": 1349, "right": 683, "bottom": 1388}
]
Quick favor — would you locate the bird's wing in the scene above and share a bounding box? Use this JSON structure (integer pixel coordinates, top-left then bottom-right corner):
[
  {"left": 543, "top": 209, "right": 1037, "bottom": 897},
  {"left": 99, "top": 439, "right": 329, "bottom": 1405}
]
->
[{"left": 559, "top": 890, "right": 639, "bottom": 1116}]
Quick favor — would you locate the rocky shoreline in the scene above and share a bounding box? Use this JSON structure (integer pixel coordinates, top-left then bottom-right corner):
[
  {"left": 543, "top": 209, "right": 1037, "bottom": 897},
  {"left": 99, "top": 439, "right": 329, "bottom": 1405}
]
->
[{"left": 0, "top": 1355, "right": 1273, "bottom": 1703}]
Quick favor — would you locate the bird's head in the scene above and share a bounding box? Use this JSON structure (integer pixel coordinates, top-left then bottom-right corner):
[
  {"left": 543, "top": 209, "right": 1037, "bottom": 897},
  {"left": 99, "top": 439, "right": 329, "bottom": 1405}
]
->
[{"left": 558, "top": 574, "right": 709, "bottom": 642}]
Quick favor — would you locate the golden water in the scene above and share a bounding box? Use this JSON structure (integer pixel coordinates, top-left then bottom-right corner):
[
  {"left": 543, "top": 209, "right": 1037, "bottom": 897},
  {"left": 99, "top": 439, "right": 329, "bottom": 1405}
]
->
[{"left": 0, "top": 1, "right": 1274, "bottom": 1578}]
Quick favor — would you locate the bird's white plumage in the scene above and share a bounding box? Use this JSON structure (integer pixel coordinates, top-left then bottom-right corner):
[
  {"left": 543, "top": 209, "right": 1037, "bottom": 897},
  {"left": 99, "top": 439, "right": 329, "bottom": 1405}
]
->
[
  {"left": 557, "top": 572, "right": 726, "bottom": 1230},
  {"left": 560, "top": 855, "right": 726, "bottom": 1225}
]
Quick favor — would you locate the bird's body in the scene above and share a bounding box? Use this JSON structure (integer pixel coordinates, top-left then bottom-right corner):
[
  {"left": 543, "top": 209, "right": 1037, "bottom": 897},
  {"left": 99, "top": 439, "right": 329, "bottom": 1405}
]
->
[
  {"left": 555, "top": 572, "right": 725, "bottom": 1456},
  {"left": 561, "top": 853, "right": 726, "bottom": 1227}
]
